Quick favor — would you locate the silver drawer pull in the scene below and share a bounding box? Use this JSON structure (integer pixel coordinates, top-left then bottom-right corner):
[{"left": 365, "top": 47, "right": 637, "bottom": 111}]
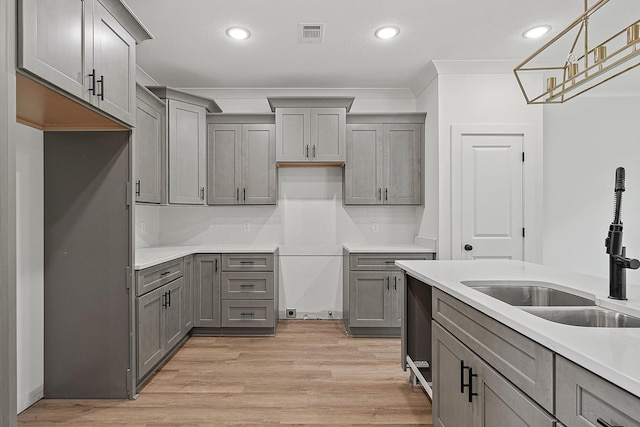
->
[
  {"left": 240, "top": 284, "right": 255, "bottom": 288},
  {"left": 240, "top": 312, "right": 255, "bottom": 317}
]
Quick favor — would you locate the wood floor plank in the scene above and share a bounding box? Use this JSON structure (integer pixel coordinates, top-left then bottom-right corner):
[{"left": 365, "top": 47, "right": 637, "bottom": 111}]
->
[{"left": 18, "top": 320, "right": 432, "bottom": 426}]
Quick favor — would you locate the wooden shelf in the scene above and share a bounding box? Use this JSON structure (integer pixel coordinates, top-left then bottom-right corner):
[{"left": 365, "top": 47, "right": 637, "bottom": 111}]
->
[{"left": 16, "top": 73, "right": 127, "bottom": 131}]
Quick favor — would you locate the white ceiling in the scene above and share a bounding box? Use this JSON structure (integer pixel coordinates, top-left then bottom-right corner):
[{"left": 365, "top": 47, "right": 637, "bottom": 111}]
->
[{"left": 125, "top": 0, "right": 637, "bottom": 90}]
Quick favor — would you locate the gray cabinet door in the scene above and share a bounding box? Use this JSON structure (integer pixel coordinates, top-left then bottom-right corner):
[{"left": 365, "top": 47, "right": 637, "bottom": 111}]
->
[
  {"left": 432, "top": 322, "right": 475, "bottom": 427},
  {"left": 389, "top": 272, "right": 403, "bottom": 328},
  {"left": 193, "top": 255, "right": 221, "bottom": 327},
  {"left": 91, "top": 0, "right": 136, "bottom": 125},
  {"left": 164, "top": 277, "right": 184, "bottom": 350},
  {"left": 476, "top": 355, "right": 556, "bottom": 427},
  {"left": 345, "top": 124, "right": 383, "bottom": 205},
  {"left": 168, "top": 100, "right": 206, "bottom": 204},
  {"left": 18, "top": 0, "right": 91, "bottom": 102},
  {"left": 242, "top": 124, "right": 276, "bottom": 204},
  {"left": 182, "top": 255, "right": 194, "bottom": 332},
  {"left": 349, "top": 271, "right": 391, "bottom": 327},
  {"left": 383, "top": 124, "right": 421, "bottom": 205},
  {"left": 276, "top": 108, "right": 310, "bottom": 161},
  {"left": 136, "top": 286, "right": 165, "bottom": 380},
  {"left": 208, "top": 124, "right": 241, "bottom": 205},
  {"left": 310, "top": 108, "right": 345, "bottom": 161},
  {"left": 135, "top": 86, "right": 164, "bottom": 204},
  {"left": 556, "top": 356, "right": 640, "bottom": 427}
]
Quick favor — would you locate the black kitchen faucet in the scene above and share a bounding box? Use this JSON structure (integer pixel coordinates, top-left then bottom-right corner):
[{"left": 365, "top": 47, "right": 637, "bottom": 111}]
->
[{"left": 605, "top": 167, "right": 640, "bottom": 300}]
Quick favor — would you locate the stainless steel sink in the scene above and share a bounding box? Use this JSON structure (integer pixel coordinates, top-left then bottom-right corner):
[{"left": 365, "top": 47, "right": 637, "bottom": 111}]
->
[
  {"left": 461, "top": 281, "right": 595, "bottom": 306},
  {"left": 522, "top": 306, "right": 640, "bottom": 328}
]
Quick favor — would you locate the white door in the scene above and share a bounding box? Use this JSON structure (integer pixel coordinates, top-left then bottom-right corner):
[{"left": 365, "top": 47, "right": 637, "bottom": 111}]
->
[{"left": 457, "top": 130, "right": 524, "bottom": 260}]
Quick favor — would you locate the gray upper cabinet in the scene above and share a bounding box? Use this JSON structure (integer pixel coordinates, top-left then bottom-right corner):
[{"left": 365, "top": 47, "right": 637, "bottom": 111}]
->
[
  {"left": 345, "top": 124, "right": 383, "bottom": 205},
  {"left": 275, "top": 107, "right": 346, "bottom": 163},
  {"left": 168, "top": 100, "right": 207, "bottom": 204},
  {"left": 345, "top": 115, "right": 424, "bottom": 205},
  {"left": 18, "top": 0, "right": 151, "bottom": 126},
  {"left": 208, "top": 122, "right": 276, "bottom": 205},
  {"left": 135, "top": 84, "right": 164, "bottom": 204},
  {"left": 148, "top": 87, "right": 221, "bottom": 205}
]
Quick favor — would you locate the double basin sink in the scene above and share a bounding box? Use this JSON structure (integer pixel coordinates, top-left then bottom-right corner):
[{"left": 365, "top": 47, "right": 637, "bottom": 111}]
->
[{"left": 462, "top": 281, "right": 640, "bottom": 328}]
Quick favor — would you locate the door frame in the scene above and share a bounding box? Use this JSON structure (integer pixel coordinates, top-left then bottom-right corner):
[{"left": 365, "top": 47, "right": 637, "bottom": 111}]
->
[{"left": 451, "top": 124, "right": 542, "bottom": 263}]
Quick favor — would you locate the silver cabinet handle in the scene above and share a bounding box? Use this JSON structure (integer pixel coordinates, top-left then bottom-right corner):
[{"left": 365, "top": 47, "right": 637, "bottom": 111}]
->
[
  {"left": 135, "top": 180, "right": 141, "bottom": 196},
  {"left": 200, "top": 187, "right": 205, "bottom": 200}
]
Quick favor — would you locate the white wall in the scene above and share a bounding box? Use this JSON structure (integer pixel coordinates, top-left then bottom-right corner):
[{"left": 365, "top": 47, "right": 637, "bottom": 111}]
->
[
  {"left": 543, "top": 95, "right": 640, "bottom": 284},
  {"left": 414, "top": 62, "right": 544, "bottom": 260},
  {"left": 15, "top": 123, "right": 43, "bottom": 413},
  {"left": 154, "top": 168, "right": 420, "bottom": 317}
]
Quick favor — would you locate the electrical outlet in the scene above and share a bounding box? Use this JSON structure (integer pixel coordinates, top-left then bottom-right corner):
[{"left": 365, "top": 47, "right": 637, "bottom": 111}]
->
[
  {"left": 372, "top": 222, "right": 379, "bottom": 233},
  {"left": 243, "top": 221, "right": 250, "bottom": 232},
  {"left": 286, "top": 308, "right": 296, "bottom": 318}
]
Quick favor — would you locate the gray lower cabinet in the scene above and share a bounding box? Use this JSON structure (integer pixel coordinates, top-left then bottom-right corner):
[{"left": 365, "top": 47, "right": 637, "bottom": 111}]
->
[
  {"left": 556, "top": 356, "right": 640, "bottom": 427},
  {"left": 348, "top": 271, "right": 402, "bottom": 328},
  {"left": 193, "top": 254, "right": 221, "bottom": 327},
  {"left": 135, "top": 84, "right": 165, "bottom": 204},
  {"left": 345, "top": 116, "right": 424, "bottom": 205},
  {"left": 207, "top": 123, "right": 276, "bottom": 205},
  {"left": 433, "top": 322, "right": 556, "bottom": 427},
  {"left": 343, "top": 250, "right": 434, "bottom": 336},
  {"left": 136, "top": 276, "right": 185, "bottom": 381}
]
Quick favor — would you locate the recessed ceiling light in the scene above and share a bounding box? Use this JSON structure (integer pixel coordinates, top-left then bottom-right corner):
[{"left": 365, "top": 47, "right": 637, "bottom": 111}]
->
[
  {"left": 226, "top": 27, "right": 251, "bottom": 40},
  {"left": 375, "top": 26, "right": 400, "bottom": 40},
  {"left": 522, "top": 25, "right": 551, "bottom": 39}
]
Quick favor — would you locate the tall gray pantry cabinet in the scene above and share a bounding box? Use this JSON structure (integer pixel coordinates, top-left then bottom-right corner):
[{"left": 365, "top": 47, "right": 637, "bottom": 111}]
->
[{"left": 17, "top": 0, "right": 152, "bottom": 399}]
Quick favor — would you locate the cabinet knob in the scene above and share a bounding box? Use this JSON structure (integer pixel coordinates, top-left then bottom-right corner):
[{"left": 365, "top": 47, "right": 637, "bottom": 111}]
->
[{"left": 464, "top": 244, "right": 473, "bottom": 251}]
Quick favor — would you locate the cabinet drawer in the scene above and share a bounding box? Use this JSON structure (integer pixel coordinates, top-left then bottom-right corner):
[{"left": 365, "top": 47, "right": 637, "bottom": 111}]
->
[
  {"left": 136, "top": 259, "right": 184, "bottom": 296},
  {"left": 349, "top": 253, "right": 434, "bottom": 271},
  {"left": 556, "top": 356, "right": 640, "bottom": 427},
  {"left": 222, "top": 253, "right": 274, "bottom": 271},
  {"left": 221, "top": 272, "right": 274, "bottom": 300},
  {"left": 221, "top": 300, "right": 274, "bottom": 328},
  {"left": 433, "top": 289, "right": 554, "bottom": 413}
]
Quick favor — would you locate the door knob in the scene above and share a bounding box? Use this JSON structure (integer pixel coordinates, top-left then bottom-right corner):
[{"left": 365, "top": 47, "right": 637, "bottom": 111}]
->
[{"left": 464, "top": 244, "right": 473, "bottom": 251}]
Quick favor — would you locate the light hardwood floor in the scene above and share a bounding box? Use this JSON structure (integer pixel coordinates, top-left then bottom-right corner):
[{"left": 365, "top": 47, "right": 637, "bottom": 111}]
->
[{"left": 18, "top": 320, "right": 432, "bottom": 426}]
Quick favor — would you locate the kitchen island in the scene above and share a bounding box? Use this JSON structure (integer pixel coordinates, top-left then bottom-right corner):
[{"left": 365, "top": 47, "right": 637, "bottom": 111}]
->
[{"left": 397, "top": 260, "right": 640, "bottom": 426}]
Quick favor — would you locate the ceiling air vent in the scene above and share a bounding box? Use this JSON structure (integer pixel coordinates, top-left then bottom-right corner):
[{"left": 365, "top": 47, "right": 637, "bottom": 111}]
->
[{"left": 299, "top": 23, "right": 324, "bottom": 44}]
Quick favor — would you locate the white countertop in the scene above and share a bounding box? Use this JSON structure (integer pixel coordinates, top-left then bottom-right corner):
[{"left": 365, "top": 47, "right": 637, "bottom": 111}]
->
[
  {"left": 135, "top": 244, "right": 279, "bottom": 270},
  {"left": 343, "top": 244, "right": 436, "bottom": 253},
  {"left": 396, "top": 260, "right": 640, "bottom": 398}
]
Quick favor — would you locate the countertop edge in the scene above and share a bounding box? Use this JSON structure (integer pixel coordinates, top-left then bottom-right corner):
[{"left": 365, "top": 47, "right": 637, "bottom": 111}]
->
[{"left": 396, "top": 259, "right": 640, "bottom": 399}]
